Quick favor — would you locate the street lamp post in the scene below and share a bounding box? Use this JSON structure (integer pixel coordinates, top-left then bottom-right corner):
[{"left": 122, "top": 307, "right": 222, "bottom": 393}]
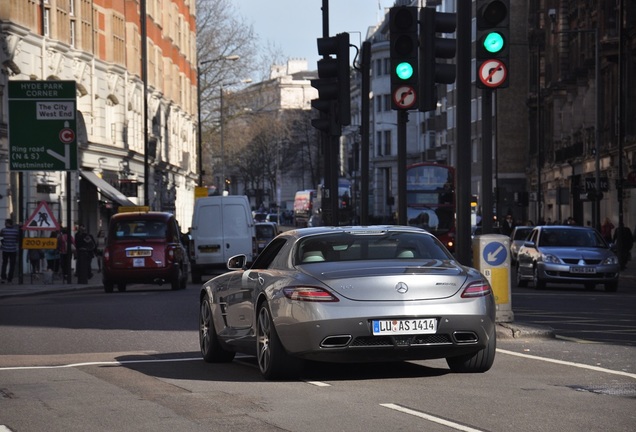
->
[
  {"left": 196, "top": 55, "right": 239, "bottom": 187},
  {"left": 219, "top": 79, "right": 252, "bottom": 194}
]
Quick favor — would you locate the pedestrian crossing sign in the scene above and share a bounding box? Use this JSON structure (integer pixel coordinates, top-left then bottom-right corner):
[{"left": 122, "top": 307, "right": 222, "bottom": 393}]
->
[{"left": 24, "top": 201, "right": 61, "bottom": 231}]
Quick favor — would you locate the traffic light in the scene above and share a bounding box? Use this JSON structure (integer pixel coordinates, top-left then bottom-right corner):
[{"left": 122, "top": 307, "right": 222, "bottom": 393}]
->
[
  {"left": 310, "top": 32, "right": 351, "bottom": 134},
  {"left": 419, "top": 7, "right": 457, "bottom": 112},
  {"left": 476, "top": 0, "right": 510, "bottom": 89},
  {"left": 389, "top": 6, "right": 419, "bottom": 110}
]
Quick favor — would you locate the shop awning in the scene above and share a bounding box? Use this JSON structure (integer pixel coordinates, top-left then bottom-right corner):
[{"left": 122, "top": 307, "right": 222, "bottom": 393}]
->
[{"left": 80, "top": 170, "right": 136, "bottom": 206}]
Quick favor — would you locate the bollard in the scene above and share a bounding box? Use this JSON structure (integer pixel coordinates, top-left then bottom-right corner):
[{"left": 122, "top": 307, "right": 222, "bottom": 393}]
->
[{"left": 472, "top": 233, "right": 514, "bottom": 322}]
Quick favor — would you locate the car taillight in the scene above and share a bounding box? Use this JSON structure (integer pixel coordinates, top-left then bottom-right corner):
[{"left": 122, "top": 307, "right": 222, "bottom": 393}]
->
[
  {"left": 167, "top": 247, "right": 175, "bottom": 262},
  {"left": 283, "top": 286, "right": 339, "bottom": 302},
  {"left": 461, "top": 281, "right": 492, "bottom": 298}
]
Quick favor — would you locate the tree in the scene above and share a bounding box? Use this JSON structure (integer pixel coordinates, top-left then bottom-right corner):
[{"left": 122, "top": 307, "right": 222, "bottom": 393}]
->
[{"left": 196, "top": 0, "right": 257, "bottom": 187}]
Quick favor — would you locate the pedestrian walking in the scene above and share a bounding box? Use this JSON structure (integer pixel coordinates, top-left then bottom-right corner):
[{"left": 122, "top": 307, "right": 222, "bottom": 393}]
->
[
  {"left": 601, "top": 217, "right": 614, "bottom": 243},
  {"left": 75, "top": 224, "right": 96, "bottom": 283},
  {"left": 95, "top": 229, "right": 105, "bottom": 272},
  {"left": 58, "top": 227, "right": 75, "bottom": 280},
  {"left": 45, "top": 231, "right": 61, "bottom": 273},
  {"left": 0, "top": 218, "right": 20, "bottom": 283},
  {"left": 613, "top": 225, "right": 634, "bottom": 270}
]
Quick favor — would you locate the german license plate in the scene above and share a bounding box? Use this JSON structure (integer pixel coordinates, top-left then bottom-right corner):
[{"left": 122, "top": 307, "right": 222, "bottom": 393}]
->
[
  {"left": 372, "top": 318, "right": 437, "bottom": 335},
  {"left": 570, "top": 266, "right": 596, "bottom": 274},
  {"left": 133, "top": 258, "right": 145, "bottom": 267}
]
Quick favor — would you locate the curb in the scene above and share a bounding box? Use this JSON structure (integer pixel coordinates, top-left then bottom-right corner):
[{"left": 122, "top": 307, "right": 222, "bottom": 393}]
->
[{"left": 496, "top": 322, "right": 555, "bottom": 340}]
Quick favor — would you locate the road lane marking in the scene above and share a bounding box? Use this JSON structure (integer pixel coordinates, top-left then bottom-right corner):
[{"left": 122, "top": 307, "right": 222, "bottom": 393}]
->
[
  {"left": 0, "top": 357, "right": 202, "bottom": 371},
  {"left": 497, "top": 349, "right": 636, "bottom": 379},
  {"left": 380, "top": 403, "right": 484, "bottom": 432}
]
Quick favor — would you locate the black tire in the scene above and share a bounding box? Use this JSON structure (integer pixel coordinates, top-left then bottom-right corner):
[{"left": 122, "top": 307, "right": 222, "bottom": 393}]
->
[
  {"left": 516, "top": 264, "right": 528, "bottom": 287},
  {"left": 117, "top": 283, "right": 126, "bottom": 292},
  {"left": 171, "top": 266, "right": 182, "bottom": 291},
  {"left": 191, "top": 269, "right": 202, "bottom": 284},
  {"left": 533, "top": 266, "right": 545, "bottom": 290},
  {"left": 604, "top": 282, "right": 618, "bottom": 292},
  {"left": 199, "top": 294, "right": 235, "bottom": 363},
  {"left": 584, "top": 283, "right": 596, "bottom": 291},
  {"left": 256, "top": 302, "right": 303, "bottom": 380},
  {"left": 446, "top": 328, "right": 496, "bottom": 373},
  {"left": 104, "top": 281, "right": 114, "bottom": 293}
]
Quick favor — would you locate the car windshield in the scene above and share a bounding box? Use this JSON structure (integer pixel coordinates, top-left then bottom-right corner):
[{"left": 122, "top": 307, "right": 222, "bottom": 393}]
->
[
  {"left": 296, "top": 231, "right": 451, "bottom": 264},
  {"left": 538, "top": 229, "right": 605, "bottom": 248},
  {"left": 256, "top": 225, "right": 275, "bottom": 239},
  {"left": 513, "top": 228, "right": 533, "bottom": 240},
  {"left": 113, "top": 220, "right": 167, "bottom": 239}
]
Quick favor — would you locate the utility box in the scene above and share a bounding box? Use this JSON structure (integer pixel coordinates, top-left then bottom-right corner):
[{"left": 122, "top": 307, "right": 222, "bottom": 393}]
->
[{"left": 473, "top": 234, "right": 514, "bottom": 323}]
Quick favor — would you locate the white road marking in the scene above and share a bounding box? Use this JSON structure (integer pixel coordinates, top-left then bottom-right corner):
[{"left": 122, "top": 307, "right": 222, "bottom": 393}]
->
[
  {"left": 0, "top": 357, "right": 202, "bottom": 371},
  {"left": 497, "top": 348, "right": 636, "bottom": 379},
  {"left": 380, "top": 403, "right": 484, "bottom": 432},
  {"left": 305, "top": 381, "right": 331, "bottom": 387}
]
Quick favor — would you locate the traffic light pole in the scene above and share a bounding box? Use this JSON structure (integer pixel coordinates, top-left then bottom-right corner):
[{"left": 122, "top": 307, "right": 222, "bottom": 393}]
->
[
  {"left": 481, "top": 89, "right": 493, "bottom": 234},
  {"left": 397, "top": 110, "right": 408, "bottom": 225}
]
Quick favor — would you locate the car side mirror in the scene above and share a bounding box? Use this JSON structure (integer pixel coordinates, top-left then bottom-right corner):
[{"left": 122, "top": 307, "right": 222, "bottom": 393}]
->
[{"left": 227, "top": 254, "right": 247, "bottom": 270}]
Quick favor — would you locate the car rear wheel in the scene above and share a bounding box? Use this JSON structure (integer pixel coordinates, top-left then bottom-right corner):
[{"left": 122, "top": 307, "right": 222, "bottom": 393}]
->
[
  {"left": 171, "top": 266, "right": 182, "bottom": 291},
  {"left": 256, "top": 302, "right": 303, "bottom": 380},
  {"left": 104, "top": 281, "right": 114, "bottom": 293},
  {"left": 191, "top": 269, "right": 202, "bottom": 284},
  {"left": 533, "top": 266, "right": 545, "bottom": 290},
  {"left": 446, "top": 328, "right": 496, "bottom": 373},
  {"left": 199, "top": 294, "right": 235, "bottom": 363},
  {"left": 516, "top": 264, "right": 528, "bottom": 287}
]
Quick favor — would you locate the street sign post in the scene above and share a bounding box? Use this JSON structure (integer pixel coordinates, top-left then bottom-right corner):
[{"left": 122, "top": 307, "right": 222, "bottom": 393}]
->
[{"left": 8, "top": 81, "right": 78, "bottom": 171}]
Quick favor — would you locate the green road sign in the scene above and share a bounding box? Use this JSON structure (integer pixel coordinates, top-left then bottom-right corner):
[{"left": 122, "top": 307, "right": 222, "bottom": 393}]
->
[{"left": 8, "top": 80, "right": 78, "bottom": 171}]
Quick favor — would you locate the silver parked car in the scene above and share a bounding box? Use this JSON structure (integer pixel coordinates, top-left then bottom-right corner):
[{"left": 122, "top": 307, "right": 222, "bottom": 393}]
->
[
  {"left": 509, "top": 226, "right": 534, "bottom": 264},
  {"left": 516, "top": 225, "right": 620, "bottom": 292},
  {"left": 199, "top": 226, "right": 496, "bottom": 380}
]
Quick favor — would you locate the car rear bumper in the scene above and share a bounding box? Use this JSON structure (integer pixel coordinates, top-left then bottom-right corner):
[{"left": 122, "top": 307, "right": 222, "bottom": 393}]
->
[
  {"left": 275, "top": 313, "right": 495, "bottom": 363},
  {"left": 538, "top": 263, "right": 620, "bottom": 284}
]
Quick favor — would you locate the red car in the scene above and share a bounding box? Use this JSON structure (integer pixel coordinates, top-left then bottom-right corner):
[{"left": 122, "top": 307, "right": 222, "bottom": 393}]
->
[{"left": 102, "top": 211, "right": 189, "bottom": 292}]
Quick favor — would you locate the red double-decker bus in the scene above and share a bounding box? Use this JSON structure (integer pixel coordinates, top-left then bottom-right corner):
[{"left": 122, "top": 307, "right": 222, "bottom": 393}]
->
[{"left": 405, "top": 162, "right": 456, "bottom": 252}]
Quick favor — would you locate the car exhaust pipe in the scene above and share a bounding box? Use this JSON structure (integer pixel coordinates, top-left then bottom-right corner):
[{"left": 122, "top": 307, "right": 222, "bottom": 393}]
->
[
  {"left": 453, "top": 331, "right": 479, "bottom": 344},
  {"left": 320, "top": 335, "right": 352, "bottom": 348}
]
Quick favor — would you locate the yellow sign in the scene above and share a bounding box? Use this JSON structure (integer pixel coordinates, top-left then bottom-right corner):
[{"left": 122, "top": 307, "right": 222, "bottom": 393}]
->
[
  {"left": 118, "top": 206, "right": 150, "bottom": 213},
  {"left": 22, "top": 237, "right": 58, "bottom": 250},
  {"left": 195, "top": 186, "right": 209, "bottom": 199}
]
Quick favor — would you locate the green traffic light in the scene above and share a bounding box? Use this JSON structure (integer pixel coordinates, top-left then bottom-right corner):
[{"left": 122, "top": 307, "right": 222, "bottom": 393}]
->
[
  {"left": 483, "top": 32, "right": 504, "bottom": 53},
  {"left": 395, "top": 62, "right": 414, "bottom": 80}
]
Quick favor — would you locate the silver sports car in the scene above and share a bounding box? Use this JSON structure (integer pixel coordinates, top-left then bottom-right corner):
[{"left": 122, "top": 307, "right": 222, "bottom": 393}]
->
[{"left": 199, "top": 226, "right": 496, "bottom": 380}]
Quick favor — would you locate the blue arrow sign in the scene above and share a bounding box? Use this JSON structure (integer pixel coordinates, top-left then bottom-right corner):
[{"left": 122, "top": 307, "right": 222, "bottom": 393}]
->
[{"left": 482, "top": 241, "right": 507, "bottom": 267}]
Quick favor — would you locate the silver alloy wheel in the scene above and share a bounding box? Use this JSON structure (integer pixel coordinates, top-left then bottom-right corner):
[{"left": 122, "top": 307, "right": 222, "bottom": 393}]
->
[
  {"left": 200, "top": 300, "right": 211, "bottom": 356},
  {"left": 257, "top": 305, "right": 272, "bottom": 374}
]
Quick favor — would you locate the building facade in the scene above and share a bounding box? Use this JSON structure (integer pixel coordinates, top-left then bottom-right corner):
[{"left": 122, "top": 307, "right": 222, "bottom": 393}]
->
[{"left": 1, "top": 0, "right": 198, "bottom": 241}]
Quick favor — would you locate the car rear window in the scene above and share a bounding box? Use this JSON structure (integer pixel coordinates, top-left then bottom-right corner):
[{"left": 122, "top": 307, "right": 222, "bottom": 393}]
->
[
  {"left": 113, "top": 220, "right": 167, "bottom": 239},
  {"left": 297, "top": 232, "right": 451, "bottom": 264},
  {"left": 256, "top": 225, "right": 275, "bottom": 239}
]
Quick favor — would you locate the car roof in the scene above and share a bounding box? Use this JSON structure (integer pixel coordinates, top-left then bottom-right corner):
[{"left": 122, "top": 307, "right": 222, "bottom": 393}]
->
[
  {"left": 110, "top": 211, "right": 175, "bottom": 222},
  {"left": 279, "top": 225, "right": 432, "bottom": 240}
]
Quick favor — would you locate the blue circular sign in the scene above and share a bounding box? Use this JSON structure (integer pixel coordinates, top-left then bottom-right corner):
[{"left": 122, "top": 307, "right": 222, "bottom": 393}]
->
[{"left": 482, "top": 241, "right": 507, "bottom": 266}]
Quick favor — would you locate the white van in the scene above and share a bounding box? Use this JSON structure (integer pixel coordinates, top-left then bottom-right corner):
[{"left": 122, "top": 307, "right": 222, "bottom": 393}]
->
[{"left": 190, "top": 195, "right": 256, "bottom": 283}]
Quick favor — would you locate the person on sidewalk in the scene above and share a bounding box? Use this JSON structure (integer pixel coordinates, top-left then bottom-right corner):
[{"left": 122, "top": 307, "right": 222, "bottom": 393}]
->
[
  {"left": 58, "top": 227, "right": 75, "bottom": 281},
  {"left": 0, "top": 218, "right": 20, "bottom": 284},
  {"left": 613, "top": 224, "right": 634, "bottom": 270},
  {"left": 601, "top": 217, "right": 614, "bottom": 243},
  {"left": 74, "top": 224, "right": 96, "bottom": 283}
]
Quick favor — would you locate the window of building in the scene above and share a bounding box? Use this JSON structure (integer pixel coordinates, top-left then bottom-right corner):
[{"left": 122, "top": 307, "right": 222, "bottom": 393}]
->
[
  {"left": 384, "top": 130, "right": 392, "bottom": 156},
  {"left": 377, "top": 131, "right": 383, "bottom": 156},
  {"left": 43, "top": 8, "right": 50, "bottom": 37}
]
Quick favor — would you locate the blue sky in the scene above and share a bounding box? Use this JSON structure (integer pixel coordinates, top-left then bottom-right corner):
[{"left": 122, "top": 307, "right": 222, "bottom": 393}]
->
[{"left": 236, "top": 0, "right": 395, "bottom": 69}]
